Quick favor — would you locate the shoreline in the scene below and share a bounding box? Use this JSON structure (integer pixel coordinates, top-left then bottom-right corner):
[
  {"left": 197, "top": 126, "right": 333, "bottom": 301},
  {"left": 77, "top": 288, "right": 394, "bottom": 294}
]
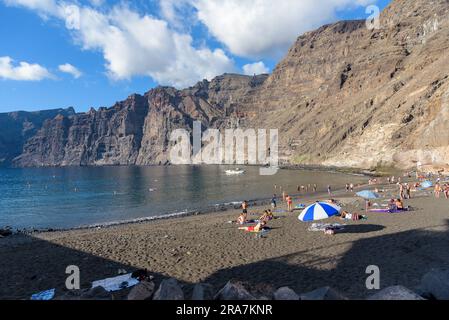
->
[{"left": 2, "top": 166, "right": 373, "bottom": 234}]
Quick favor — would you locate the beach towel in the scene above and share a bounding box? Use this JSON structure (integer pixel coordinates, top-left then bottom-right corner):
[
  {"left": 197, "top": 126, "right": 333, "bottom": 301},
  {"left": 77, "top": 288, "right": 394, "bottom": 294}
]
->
[
  {"left": 31, "top": 288, "right": 55, "bottom": 301},
  {"left": 308, "top": 223, "right": 345, "bottom": 232},
  {"left": 91, "top": 273, "right": 139, "bottom": 292},
  {"left": 369, "top": 208, "right": 409, "bottom": 214}
]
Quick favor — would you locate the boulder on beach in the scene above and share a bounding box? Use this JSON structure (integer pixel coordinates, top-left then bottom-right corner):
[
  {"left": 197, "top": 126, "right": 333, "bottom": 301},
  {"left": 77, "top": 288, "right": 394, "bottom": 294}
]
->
[
  {"left": 214, "top": 281, "right": 256, "bottom": 300},
  {"left": 420, "top": 269, "right": 449, "bottom": 300},
  {"left": 273, "top": 287, "right": 300, "bottom": 300},
  {"left": 153, "top": 278, "right": 184, "bottom": 300},
  {"left": 300, "top": 286, "right": 347, "bottom": 300},
  {"left": 0, "top": 228, "right": 13, "bottom": 238},
  {"left": 191, "top": 283, "right": 215, "bottom": 300},
  {"left": 127, "top": 280, "right": 155, "bottom": 300},
  {"left": 367, "top": 286, "right": 425, "bottom": 300}
]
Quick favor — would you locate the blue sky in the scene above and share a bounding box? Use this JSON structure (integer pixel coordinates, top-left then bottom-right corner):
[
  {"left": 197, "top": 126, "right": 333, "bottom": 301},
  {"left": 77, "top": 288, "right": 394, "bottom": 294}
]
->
[{"left": 0, "top": 0, "right": 391, "bottom": 113}]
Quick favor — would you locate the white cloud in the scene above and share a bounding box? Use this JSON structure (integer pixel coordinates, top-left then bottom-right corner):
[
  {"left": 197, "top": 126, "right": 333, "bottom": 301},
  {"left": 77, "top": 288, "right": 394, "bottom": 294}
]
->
[
  {"left": 3, "top": 0, "right": 59, "bottom": 15},
  {"left": 58, "top": 63, "right": 82, "bottom": 78},
  {"left": 191, "top": 0, "right": 377, "bottom": 59},
  {"left": 242, "top": 61, "right": 269, "bottom": 76},
  {"left": 0, "top": 56, "right": 53, "bottom": 81},
  {"left": 3, "top": 0, "right": 236, "bottom": 88}
]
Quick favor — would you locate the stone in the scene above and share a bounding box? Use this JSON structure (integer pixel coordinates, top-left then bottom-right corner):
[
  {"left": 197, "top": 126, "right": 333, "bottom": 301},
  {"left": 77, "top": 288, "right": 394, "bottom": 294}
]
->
[
  {"left": 300, "top": 287, "right": 347, "bottom": 300},
  {"left": 420, "top": 269, "right": 449, "bottom": 300},
  {"left": 0, "top": 228, "right": 13, "bottom": 237},
  {"left": 367, "top": 286, "right": 425, "bottom": 300},
  {"left": 214, "top": 281, "right": 256, "bottom": 300},
  {"left": 191, "top": 283, "right": 215, "bottom": 300},
  {"left": 273, "top": 287, "right": 300, "bottom": 300},
  {"left": 153, "top": 278, "right": 184, "bottom": 300},
  {"left": 127, "top": 281, "right": 155, "bottom": 300}
]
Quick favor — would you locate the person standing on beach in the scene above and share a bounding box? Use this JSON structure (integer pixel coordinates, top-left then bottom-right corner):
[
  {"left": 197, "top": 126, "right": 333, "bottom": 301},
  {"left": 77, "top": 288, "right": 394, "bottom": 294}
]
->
[
  {"left": 405, "top": 183, "right": 411, "bottom": 199},
  {"left": 313, "top": 184, "right": 317, "bottom": 192},
  {"left": 345, "top": 184, "right": 350, "bottom": 192},
  {"left": 271, "top": 194, "right": 277, "bottom": 209},
  {"left": 434, "top": 183, "right": 442, "bottom": 198},
  {"left": 282, "top": 190, "right": 286, "bottom": 202},
  {"left": 327, "top": 185, "right": 332, "bottom": 196},
  {"left": 287, "top": 195, "right": 293, "bottom": 212},
  {"left": 350, "top": 183, "right": 354, "bottom": 192},
  {"left": 242, "top": 201, "right": 249, "bottom": 217},
  {"left": 399, "top": 183, "right": 404, "bottom": 200}
]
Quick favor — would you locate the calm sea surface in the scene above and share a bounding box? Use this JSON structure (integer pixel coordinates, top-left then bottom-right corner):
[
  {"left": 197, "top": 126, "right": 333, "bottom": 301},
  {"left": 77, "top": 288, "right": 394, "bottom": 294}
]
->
[{"left": 0, "top": 166, "right": 366, "bottom": 229}]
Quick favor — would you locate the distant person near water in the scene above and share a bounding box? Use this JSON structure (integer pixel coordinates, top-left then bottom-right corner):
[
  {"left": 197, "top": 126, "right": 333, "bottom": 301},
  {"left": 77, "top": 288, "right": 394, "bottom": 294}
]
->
[
  {"left": 271, "top": 194, "right": 277, "bottom": 209},
  {"left": 242, "top": 200, "right": 249, "bottom": 215},
  {"left": 286, "top": 195, "right": 293, "bottom": 212},
  {"left": 327, "top": 185, "right": 332, "bottom": 196}
]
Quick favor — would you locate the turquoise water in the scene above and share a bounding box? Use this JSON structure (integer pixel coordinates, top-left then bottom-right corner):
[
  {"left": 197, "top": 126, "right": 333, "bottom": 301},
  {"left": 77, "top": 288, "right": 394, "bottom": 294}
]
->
[{"left": 0, "top": 166, "right": 366, "bottom": 230}]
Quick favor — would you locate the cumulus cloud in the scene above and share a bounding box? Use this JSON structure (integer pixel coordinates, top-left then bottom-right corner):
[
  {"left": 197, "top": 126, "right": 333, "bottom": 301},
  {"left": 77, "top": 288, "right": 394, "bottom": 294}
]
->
[
  {"left": 242, "top": 61, "right": 269, "bottom": 76},
  {"left": 0, "top": 56, "right": 53, "bottom": 81},
  {"left": 58, "top": 63, "right": 82, "bottom": 78},
  {"left": 2, "top": 0, "right": 236, "bottom": 88},
  {"left": 191, "top": 0, "right": 377, "bottom": 59}
]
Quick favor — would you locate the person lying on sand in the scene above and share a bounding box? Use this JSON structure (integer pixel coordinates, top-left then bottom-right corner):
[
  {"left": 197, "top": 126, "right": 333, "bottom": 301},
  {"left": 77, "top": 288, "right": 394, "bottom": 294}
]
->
[
  {"left": 239, "top": 220, "right": 267, "bottom": 233},
  {"left": 339, "top": 211, "right": 366, "bottom": 221}
]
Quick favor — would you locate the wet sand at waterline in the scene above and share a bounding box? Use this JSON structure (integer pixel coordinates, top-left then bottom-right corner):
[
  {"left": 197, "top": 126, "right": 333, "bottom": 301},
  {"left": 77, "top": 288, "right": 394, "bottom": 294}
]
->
[{"left": 1, "top": 183, "right": 449, "bottom": 299}]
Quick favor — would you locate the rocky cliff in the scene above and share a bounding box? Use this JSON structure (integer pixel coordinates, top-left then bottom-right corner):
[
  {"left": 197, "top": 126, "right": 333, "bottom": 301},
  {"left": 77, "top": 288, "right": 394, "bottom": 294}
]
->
[
  {"left": 0, "top": 107, "right": 75, "bottom": 166},
  {"left": 8, "top": 0, "right": 449, "bottom": 170}
]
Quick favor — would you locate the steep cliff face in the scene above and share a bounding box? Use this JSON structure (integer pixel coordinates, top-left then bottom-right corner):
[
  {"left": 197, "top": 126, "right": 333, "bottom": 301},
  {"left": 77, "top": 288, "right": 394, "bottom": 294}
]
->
[
  {"left": 0, "top": 107, "right": 75, "bottom": 166},
  {"left": 14, "top": 74, "right": 266, "bottom": 167},
  {"left": 10, "top": 0, "right": 449, "bottom": 170},
  {"left": 238, "top": 0, "right": 449, "bottom": 169}
]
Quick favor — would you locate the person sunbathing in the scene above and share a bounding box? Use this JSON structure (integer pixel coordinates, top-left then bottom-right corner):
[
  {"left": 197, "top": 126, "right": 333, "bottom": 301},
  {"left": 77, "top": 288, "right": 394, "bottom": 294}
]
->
[
  {"left": 395, "top": 199, "right": 405, "bottom": 210},
  {"left": 239, "top": 220, "right": 267, "bottom": 233}
]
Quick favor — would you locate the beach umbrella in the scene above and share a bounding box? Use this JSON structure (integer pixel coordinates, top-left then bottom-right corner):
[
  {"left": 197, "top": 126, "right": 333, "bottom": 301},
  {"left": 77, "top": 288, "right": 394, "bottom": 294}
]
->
[
  {"left": 356, "top": 190, "right": 380, "bottom": 199},
  {"left": 298, "top": 202, "right": 341, "bottom": 222},
  {"left": 421, "top": 181, "right": 433, "bottom": 188}
]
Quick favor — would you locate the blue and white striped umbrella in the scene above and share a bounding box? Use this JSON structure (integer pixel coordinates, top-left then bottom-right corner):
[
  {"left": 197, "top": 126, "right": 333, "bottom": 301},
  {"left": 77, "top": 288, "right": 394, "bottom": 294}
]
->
[{"left": 298, "top": 202, "right": 341, "bottom": 222}]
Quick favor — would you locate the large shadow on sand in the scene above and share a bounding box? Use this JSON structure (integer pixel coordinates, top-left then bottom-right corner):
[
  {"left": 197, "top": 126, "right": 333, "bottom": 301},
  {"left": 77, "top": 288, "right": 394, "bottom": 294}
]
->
[
  {"left": 2, "top": 220, "right": 449, "bottom": 300},
  {"left": 202, "top": 220, "right": 449, "bottom": 298},
  {"left": 0, "top": 234, "right": 171, "bottom": 300}
]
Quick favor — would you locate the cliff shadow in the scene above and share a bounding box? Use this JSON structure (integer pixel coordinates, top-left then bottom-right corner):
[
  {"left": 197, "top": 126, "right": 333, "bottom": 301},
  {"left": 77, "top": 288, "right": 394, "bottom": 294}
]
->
[
  {"left": 202, "top": 220, "right": 449, "bottom": 299},
  {"left": 0, "top": 233, "right": 177, "bottom": 300}
]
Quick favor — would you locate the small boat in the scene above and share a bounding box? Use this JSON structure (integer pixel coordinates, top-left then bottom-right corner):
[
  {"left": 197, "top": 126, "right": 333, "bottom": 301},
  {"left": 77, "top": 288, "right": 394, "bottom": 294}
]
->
[{"left": 225, "top": 168, "right": 245, "bottom": 175}]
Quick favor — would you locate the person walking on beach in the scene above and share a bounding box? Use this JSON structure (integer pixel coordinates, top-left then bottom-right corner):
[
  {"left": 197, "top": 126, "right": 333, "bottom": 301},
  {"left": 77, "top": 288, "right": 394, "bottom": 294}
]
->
[
  {"left": 313, "top": 184, "right": 317, "bottom": 192},
  {"left": 345, "top": 184, "right": 350, "bottom": 192},
  {"left": 282, "top": 190, "right": 286, "bottom": 202},
  {"left": 350, "top": 183, "right": 354, "bottom": 192},
  {"left": 327, "top": 185, "right": 332, "bottom": 196},
  {"left": 271, "top": 194, "right": 277, "bottom": 209}
]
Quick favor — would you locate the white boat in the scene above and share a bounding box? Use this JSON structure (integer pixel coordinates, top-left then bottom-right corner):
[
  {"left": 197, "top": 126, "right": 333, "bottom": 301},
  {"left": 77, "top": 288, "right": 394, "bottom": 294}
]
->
[{"left": 225, "top": 168, "right": 245, "bottom": 175}]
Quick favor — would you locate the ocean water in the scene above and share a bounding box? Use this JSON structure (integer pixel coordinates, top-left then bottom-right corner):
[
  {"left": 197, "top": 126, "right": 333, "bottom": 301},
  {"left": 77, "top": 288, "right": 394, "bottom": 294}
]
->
[{"left": 0, "top": 166, "right": 366, "bottom": 230}]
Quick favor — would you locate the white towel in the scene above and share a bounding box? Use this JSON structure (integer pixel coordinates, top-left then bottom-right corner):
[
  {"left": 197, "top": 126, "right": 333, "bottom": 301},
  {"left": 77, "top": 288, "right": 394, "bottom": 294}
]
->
[{"left": 92, "top": 273, "right": 139, "bottom": 292}]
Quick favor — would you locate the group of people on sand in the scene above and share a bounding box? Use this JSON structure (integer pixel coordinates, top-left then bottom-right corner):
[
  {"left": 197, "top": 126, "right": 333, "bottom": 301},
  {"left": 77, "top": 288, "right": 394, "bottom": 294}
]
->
[
  {"left": 398, "top": 183, "right": 412, "bottom": 200},
  {"left": 434, "top": 182, "right": 449, "bottom": 199},
  {"left": 237, "top": 201, "right": 274, "bottom": 234}
]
